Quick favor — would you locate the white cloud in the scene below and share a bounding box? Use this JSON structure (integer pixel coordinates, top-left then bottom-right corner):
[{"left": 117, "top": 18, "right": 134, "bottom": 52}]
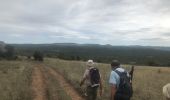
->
[{"left": 0, "top": 0, "right": 170, "bottom": 46}]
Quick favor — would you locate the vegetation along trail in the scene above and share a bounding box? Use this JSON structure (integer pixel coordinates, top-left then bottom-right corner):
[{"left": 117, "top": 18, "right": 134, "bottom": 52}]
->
[{"left": 46, "top": 66, "right": 85, "bottom": 100}]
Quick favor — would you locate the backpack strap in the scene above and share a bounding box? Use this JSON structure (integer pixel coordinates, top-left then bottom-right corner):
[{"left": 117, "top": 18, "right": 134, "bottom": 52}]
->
[
  {"left": 114, "top": 68, "right": 128, "bottom": 88},
  {"left": 114, "top": 68, "right": 127, "bottom": 78},
  {"left": 114, "top": 69, "right": 122, "bottom": 76}
]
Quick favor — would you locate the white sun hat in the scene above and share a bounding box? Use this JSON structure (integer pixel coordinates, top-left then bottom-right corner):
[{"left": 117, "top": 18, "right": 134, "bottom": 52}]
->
[
  {"left": 87, "top": 59, "right": 94, "bottom": 67},
  {"left": 163, "top": 83, "right": 170, "bottom": 99}
]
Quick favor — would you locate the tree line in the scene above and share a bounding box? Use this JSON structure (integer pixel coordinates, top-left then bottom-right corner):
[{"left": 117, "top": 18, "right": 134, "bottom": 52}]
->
[{"left": 10, "top": 43, "right": 170, "bottom": 66}]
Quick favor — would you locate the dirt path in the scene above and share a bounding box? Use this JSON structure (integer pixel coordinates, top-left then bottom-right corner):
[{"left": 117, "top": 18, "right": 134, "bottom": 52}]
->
[
  {"left": 46, "top": 67, "right": 85, "bottom": 100},
  {"left": 32, "top": 66, "right": 47, "bottom": 100}
]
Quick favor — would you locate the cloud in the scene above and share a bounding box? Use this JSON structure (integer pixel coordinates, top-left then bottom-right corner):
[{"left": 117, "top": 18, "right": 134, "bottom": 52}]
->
[{"left": 0, "top": 0, "right": 170, "bottom": 46}]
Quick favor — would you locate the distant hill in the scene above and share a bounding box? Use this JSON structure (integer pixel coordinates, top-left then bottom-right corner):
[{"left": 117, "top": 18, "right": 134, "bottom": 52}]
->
[
  {"left": 11, "top": 43, "right": 170, "bottom": 66},
  {"left": 150, "top": 46, "right": 170, "bottom": 51}
]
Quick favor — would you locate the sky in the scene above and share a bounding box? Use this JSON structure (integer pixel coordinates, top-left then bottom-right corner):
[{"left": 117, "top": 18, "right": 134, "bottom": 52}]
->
[{"left": 0, "top": 0, "right": 170, "bottom": 46}]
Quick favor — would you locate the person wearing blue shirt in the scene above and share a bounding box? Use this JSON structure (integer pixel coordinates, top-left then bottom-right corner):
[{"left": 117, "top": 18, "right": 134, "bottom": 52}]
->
[{"left": 109, "top": 60, "right": 131, "bottom": 100}]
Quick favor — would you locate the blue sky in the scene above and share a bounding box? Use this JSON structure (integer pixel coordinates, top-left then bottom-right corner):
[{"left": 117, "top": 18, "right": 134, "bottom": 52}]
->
[{"left": 0, "top": 0, "right": 170, "bottom": 46}]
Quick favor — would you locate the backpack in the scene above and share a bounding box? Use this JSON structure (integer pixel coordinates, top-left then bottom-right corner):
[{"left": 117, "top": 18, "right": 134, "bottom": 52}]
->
[
  {"left": 114, "top": 69, "right": 133, "bottom": 99},
  {"left": 89, "top": 68, "right": 100, "bottom": 87}
]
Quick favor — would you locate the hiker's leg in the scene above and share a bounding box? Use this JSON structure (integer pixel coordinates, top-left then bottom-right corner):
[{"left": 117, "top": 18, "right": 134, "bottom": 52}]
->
[
  {"left": 114, "top": 94, "right": 130, "bottom": 100},
  {"left": 92, "top": 87, "right": 98, "bottom": 100},
  {"left": 87, "top": 86, "right": 93, "bottom": 100},
  {"left": 114, "top": 95, "right": 120, "bottom": 100}
]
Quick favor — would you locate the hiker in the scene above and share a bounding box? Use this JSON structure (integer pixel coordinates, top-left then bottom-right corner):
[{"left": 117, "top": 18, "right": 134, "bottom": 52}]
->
[
  {"left": 163, "top": 83, "right": 170, "bottom": 100},
  {"left": 109, "top": 60, "right": 133, "bottom": 100},
  {"left": 80, "top": 59, "right": 103, "bottom": 100}
]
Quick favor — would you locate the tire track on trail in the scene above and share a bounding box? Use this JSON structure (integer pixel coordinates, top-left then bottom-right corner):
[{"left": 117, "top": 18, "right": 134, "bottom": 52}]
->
[
  {"left": 46, "top": 66, "right": 85, "bottom": 100},
  {"left": 32, "top": 66, "right": 48, "bottom": 100}
]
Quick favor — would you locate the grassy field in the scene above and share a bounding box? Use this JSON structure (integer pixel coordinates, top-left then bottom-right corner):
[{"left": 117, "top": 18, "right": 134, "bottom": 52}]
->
[
  {"left": 0, "top": 60, "right": 72, "bottom": 100},
  {"left": 0, "top": 60, "right": 33, "bottom": 100},
  {"left": 42, "top": 66, "right": 72, "bottom": 100},
  {"left": 0, "top": 58, "right": 170, "bottom": 100},
  {"left": 44, "top": 58, "right": 170, "bottom": 100}
]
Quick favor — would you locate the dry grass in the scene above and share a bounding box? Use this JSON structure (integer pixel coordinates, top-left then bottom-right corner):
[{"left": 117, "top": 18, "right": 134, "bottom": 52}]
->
[
  {"left": 0, "top": 60, "right": 72, "bottom": 100},
  {"left": 0, "top": 58, "right": 169, "bottom": 100},
  {"left": 45, "top": 58, "right": 170, "bottom": 100},
  {"left": 0, "top": 60, "right": 33, "bottom": 100},
  {"left": 42, "top": 66, "right": 72, "bottom": 100}
]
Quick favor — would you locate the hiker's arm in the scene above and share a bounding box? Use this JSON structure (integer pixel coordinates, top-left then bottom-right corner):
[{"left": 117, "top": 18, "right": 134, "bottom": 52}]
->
[
  {"left": 80, "top": 70, "right": 87, "bottom": 86},
  {"left": 110, "top": 84, "right": 116, "bottom": 100},
  {"left": 109, "top": 71, "right": 118, "bottom": 100},
  {"left": 99, "top": 77, "right": 103, "bottom": 96},
  {"left": 80, "top": 78, "right": 86, "bottom": 86}
]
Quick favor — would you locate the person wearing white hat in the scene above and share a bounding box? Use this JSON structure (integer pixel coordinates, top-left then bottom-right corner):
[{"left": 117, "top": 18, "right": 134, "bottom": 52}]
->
[
  {"left": 163, "top": 83, "right": 170, "bottom": 100},
  {"left": 80, "top": 59, "right": 103, "bottom": 100}
]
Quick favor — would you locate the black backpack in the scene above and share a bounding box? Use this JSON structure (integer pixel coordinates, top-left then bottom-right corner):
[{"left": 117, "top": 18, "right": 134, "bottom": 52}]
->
[
  {"left": 89, "top": 68, "right": 100, "bottom": 87},
  {"left": 114, "top": 69, "right": 133, "bottom": 99}
]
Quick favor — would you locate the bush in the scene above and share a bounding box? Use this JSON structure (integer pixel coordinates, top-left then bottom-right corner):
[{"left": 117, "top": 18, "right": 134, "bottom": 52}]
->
[
  {"left": 147, "top": 61, "right": 158, "bottom": 66},
  {"left": 0, "top": 45, "right": 16, "bottom": 60},
  {"left": 33, "top": 51, "right": 44, "bottom": 61}
]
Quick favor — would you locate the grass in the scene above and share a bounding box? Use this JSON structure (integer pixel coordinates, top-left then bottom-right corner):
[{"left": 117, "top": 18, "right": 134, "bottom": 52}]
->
[
  {"left": 42, "top": 66, "right": 72, "bottom": 100},
  {"left": 0, "top": 58, "right": 169, "bottom": 100},
  {"left": 0, "top": 60, "right": 71, "bottom": 100},
  {"left": 44, "top": 58, "right": 170, "bottom": 100},
  {"left": 0, "top": 60, "right": 33, "bottom": 100}
]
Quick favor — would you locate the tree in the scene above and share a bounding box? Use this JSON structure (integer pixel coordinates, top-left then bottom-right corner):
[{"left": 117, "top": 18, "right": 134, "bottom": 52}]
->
[
  {"left": 76, "top": 56, "right": 81, "bottom": 61},
  {"left": 33, "top": 51, "right": 43, "bottom": 61},
  {"left": 27, "top": 56, "right": 31, "bottom": 59},
  {"left": 4, "top": 45, "right": 15, "bottom": 59},
  {"left": 147, "top": 60, "right": 158, "bottom": 66}
]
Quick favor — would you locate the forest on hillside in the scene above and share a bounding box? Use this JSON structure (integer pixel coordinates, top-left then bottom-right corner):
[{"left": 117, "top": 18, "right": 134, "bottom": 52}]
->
[{"left": 9, "top": 43, "right": 170, "bottom": 66}]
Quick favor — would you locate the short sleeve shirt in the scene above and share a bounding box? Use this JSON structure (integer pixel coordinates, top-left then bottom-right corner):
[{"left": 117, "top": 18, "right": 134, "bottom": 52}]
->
[
  {"left": 109, "top": 67, "right": 125, "bottom": 88},
  {"left": 109, "top": 71, "right": 120, "bottom": 88}
]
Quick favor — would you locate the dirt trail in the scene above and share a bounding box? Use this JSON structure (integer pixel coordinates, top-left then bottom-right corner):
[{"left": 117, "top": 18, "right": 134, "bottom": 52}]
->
[
  {"left": 32, "top": 66, "right": 47, "bottom": 100},
  {"left": 46, "top": 67, "right": 85, "bottom": 100}
]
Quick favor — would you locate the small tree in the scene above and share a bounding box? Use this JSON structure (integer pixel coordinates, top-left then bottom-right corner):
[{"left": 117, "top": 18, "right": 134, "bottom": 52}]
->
[
  {"left": 4, "top": 45, "right": 15, "bottom": 60},
  {"left": 147, "top": 60, "right": 158, "bottom": 66},
  {"left": 33, "top": 51, "right": 43, "bottom": 61},
  {"left": 27, "top": 56, "right": 31, "bottom": 59},
  {"left": 76, "top": 56, "right": 81, "bottom": 61}
]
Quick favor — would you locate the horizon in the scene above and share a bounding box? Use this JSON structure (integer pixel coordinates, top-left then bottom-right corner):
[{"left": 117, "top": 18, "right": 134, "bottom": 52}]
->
[
  {"left": 0, "top": 0, "right": 170, "bottom": 46},
  {"left": 1, "top": 41, "right": 170, "bottom": 47}
]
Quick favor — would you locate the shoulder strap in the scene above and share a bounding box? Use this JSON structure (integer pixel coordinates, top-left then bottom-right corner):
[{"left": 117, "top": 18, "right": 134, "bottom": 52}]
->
[
  {"left": 114, "top": 69, "right": 122, "bottom": 76},
  {"left": 114, "top": 69, "right": 129, "bottom": 80}
]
